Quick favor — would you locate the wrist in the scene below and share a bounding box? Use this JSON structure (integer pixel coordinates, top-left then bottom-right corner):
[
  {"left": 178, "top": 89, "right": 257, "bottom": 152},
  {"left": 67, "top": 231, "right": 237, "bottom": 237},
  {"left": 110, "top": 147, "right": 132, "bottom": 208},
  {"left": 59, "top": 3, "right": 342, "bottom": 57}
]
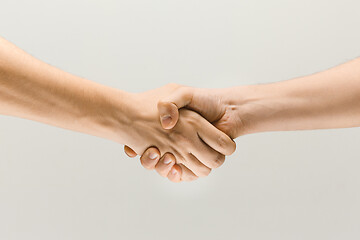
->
[
  {"left": 79, "top": 85, "right": 137, "bottom": 144},
  {"left": 97, "top": 88, "right": 162, "bottom": 154},
  {"left": 225, "top": 83, "right": 290, "bottom": 137}
]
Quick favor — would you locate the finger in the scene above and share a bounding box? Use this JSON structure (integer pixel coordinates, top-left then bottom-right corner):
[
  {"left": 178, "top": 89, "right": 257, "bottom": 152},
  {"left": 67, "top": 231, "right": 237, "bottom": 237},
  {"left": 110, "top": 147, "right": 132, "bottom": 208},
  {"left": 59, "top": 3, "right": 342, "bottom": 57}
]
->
[
  {"left": 157, "top": 87, "right": 193, "bottom": 129},
  {"left": 140, "top": 147, "right": 160, "bottom": 170},
  {"left": 181, "top": 153, "right": 211, "bottom": 177},
  {"left": 197, "top": 117, "right": 236, "bottom": 156},
  {"left": 124, "top": 145, "right": 138, "bottom": 158},
  {"left": 178, "top": 164, "right": 198, "bottom": 182},
  {"left": 167, "top": 164, "right": 182, "bottom": 183},
  {"left": 155, "top": 153, "right": 176, "bottom": 177},
  {"left": 190, "top": 139, "right": 226, "bottom": 169}
]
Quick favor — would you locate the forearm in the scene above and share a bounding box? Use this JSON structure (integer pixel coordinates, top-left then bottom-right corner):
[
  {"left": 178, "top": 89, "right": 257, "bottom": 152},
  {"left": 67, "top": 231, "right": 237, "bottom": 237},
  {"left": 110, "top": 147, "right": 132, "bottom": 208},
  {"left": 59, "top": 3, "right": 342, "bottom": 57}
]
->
[
  {"left": 232, "top": 58, "right": 360, "bottom": 136},
  {"left": 0, "top": 37, "right": 133, "bottom": 143}
]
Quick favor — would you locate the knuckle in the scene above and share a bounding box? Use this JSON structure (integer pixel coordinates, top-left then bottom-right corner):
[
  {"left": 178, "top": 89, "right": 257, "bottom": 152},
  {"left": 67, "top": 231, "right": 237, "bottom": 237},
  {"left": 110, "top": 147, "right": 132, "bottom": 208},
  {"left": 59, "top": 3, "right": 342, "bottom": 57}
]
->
[
  {"left": 217, "top": 134, "right": 236, "bottom": 155},
  {"left": 187, "top": 116, "right": 199, "bottom": 127},
  {"left": 157, "top": 100, "right": 166, "bottom": 108},
  {"left": 180, "top": 113, "right": 199, "bottom": 127},
  {"left": 217, "top": 136, "right": 236, "bottom": 155},
  {"left": 217, "top": 135, "right": 229, "bottom": 150},
  {"left": 158, "top": 99, "right": 172, "bottom": 108},
  {"left": 180, "top": 87, "right": 193, "bottom": 98},
  {"left": 179, "top": 155, "right": 188, "bottom": 166},
  {"left": 166, "top": 83, "right": 179, "bottom": 89},
  {"left": 211, "top": 154, "right": 225, "bottom": 169}
]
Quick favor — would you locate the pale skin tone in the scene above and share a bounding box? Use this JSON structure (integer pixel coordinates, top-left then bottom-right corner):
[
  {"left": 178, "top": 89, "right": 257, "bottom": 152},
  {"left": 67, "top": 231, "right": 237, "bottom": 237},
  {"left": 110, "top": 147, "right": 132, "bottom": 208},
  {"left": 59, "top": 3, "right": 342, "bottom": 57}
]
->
[
  {"left": 126, "top": 58, "right": 360, "bottom": 181},
  {"left": 0, "top": 36, "right": 236, "bottom": 182},
  {"left": 3, "top": 35, "right": 360, "bottom": 183}
]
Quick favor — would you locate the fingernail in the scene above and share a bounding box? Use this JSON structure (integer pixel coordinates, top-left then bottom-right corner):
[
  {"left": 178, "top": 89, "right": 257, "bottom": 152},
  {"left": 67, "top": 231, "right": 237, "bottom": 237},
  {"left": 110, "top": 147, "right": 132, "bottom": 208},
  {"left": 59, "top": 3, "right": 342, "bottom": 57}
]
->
[
  {"left": 161, "top": 115, "right": 172, "bottom": 125},
  {"left": 163, "top": 156, "right": 172, "bottom": 164},
  {"left": 161, "top": 115, "right": 171, "bottom": 120},
  {"left": 149, "top": 152, "right": 158, "bottom": 160},
  {"left": 171, "top": 169, "right": 177, "bottom": 175}
]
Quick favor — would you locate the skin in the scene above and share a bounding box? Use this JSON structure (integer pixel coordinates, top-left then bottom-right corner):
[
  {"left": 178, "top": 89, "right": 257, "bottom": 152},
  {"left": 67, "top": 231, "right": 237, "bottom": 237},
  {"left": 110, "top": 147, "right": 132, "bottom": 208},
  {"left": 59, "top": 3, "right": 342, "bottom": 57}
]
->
[
  {"left": 0, "top": 36, "right": 236, "bottom": 182},
  {"left": 126, "top": 57, "right": 360, "bottom": 181}
]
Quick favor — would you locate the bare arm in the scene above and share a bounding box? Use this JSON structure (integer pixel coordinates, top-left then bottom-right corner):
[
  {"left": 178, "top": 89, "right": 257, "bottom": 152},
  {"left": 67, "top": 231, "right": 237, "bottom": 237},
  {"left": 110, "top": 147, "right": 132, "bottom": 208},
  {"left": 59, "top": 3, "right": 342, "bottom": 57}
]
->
[
  {"left": 127, "top": 58, "right": 360, "bottom": 180},
  {"left": 0, "top": 37, "right": 132, "bottom": 143},
  {"left": 0, "top": 37, "right": 236, "bottom": 182},
  {"left": 233, "top": 58, "right": 360, "bottom": 135},
  {"left": 156, "top": 58, "right": 360, "bottom": 137}
]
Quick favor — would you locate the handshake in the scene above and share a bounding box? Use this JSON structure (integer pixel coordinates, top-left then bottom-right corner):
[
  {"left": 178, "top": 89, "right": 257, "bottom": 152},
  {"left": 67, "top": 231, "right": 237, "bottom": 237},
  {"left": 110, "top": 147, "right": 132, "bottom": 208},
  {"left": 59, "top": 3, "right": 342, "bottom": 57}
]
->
[
  {"left": 121, "top": 84, "right": 243, "bottom": 183},
  {"left": 1, "top": 37, "right": 260, "bottom": 183},
  {"left": 2, "top": 36, "right": 360, "bottom": 182}
]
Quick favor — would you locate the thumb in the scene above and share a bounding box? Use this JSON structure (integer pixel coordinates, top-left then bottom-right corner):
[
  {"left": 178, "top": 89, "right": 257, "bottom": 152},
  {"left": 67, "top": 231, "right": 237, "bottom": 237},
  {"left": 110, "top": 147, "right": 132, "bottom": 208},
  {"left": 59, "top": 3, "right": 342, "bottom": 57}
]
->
[
  {"left": 157, "top": 87, "right": 194, "bottom": 129},
  {"left": 124, "top": 145, "right": 138, "bottom": 158}
]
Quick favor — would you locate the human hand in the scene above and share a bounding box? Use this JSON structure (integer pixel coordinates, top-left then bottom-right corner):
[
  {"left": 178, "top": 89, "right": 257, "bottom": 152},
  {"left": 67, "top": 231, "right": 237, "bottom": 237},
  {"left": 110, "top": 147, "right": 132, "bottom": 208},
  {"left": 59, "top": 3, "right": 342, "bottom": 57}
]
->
[
  {"left": 156, "top": 84, "right": 245, "bottom": 138},
  {"left": 123, "top": 84, "right": 236, "bottom": 182},
  {"left": 124, "top": 83, "right": 246, "bottom": 181}
]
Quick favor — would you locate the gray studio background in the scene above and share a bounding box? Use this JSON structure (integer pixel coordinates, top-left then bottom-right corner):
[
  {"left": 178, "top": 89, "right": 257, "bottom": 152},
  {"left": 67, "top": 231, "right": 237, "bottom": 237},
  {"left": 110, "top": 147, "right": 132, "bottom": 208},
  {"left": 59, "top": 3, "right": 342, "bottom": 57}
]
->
[{"left": 1, "top": 0, "right": 360, "bottom": 239}]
